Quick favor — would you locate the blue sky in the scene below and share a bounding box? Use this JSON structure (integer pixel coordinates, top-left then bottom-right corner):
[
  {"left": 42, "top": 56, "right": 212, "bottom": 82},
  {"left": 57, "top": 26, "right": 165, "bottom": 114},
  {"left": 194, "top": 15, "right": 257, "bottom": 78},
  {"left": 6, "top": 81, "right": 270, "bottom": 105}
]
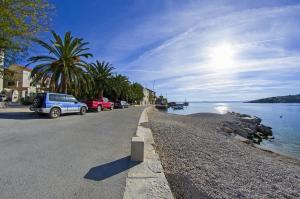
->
[{"left": 32, "top": 0, "right": 300, "bottom": 101}]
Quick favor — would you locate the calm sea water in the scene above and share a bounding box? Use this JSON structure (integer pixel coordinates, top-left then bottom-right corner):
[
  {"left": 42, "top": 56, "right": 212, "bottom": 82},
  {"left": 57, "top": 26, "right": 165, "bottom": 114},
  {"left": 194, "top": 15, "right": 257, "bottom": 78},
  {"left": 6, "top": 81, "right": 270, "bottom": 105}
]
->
[{"left": 168, "top": 102, "right": 300, "bottom": 159}]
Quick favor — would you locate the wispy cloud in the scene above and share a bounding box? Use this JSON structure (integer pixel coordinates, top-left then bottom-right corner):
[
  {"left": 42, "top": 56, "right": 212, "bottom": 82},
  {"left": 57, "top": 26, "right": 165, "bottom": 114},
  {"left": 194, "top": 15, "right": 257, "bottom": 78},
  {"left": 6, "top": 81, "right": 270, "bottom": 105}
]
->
[{"left": 104, "top": 1, "right": 300, "bottom": 101}]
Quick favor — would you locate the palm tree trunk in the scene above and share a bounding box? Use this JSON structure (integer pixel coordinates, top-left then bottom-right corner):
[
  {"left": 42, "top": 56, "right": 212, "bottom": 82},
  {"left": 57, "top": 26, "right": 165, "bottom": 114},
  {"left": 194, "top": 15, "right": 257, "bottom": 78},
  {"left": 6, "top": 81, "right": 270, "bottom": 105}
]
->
[{"left": 61, "top": 73, "right": 68, "bottom": 94}]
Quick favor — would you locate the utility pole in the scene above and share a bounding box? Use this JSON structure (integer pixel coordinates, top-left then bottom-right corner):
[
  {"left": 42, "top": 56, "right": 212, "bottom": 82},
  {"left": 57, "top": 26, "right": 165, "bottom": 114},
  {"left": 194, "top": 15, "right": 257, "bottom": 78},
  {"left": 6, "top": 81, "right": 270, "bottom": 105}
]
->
[
  {"left": 0, "top": 50, "right": 4, "bottom": 92},
  {"left": 152, "top": 80, "right": 155, "bottom": 92}
]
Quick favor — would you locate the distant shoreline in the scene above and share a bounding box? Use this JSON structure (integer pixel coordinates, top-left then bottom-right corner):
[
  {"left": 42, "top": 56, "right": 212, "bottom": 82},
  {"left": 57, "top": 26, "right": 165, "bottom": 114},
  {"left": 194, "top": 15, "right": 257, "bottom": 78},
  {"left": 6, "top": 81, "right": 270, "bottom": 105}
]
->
[
  {"left": 176, "top": 101, "right": 300, "bottom": 103},
  {"left": 247, "top": 94, "right": 300, "bottom": 103}
]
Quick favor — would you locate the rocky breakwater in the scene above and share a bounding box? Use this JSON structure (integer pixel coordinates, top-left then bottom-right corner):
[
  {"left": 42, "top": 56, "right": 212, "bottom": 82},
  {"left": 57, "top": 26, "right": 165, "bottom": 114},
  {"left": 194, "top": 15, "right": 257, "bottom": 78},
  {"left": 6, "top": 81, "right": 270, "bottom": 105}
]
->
[{"left": 221, "top": 112, "right": 274, "bottom": 144}]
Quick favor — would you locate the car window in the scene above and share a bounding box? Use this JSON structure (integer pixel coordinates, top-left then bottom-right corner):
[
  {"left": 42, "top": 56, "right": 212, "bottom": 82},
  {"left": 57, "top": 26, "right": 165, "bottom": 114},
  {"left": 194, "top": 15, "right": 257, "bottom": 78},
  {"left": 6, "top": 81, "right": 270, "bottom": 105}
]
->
[
  {"left": 103, "top": 97, "right": 108, "bottom": 102},
  {"left": 66, "top": 95, "right": 78, "bottom": 102},
  {"left": 49, "top": 94, "right": 66, "bottom": 102}
]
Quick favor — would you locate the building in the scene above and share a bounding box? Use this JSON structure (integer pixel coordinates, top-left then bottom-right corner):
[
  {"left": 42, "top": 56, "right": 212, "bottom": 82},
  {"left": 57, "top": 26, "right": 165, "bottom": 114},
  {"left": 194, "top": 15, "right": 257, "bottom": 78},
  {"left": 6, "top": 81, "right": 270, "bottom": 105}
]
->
[
  {"left": 141, "top": 88, "right": 156, "bottom": 105},
  {"left": 3, "top": 64, "right": 40, "bottom": 102}
]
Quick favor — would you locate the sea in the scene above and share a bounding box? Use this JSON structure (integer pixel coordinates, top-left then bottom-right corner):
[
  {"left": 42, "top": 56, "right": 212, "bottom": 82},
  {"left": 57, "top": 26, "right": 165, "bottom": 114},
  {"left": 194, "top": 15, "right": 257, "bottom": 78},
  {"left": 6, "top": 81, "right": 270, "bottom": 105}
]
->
[{"left": 167, "top": 102, "right": 300, "bottom": 160}]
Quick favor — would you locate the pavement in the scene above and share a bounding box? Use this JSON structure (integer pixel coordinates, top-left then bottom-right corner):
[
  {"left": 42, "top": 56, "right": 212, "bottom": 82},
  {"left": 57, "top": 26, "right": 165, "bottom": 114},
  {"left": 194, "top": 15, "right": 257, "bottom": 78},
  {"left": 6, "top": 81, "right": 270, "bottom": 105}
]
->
[
  {"left": 123, "top": 106, "right": 174, "bottom": 199},
  {"left": 0, "top": 106, "right": 144, "bottom": 199}
]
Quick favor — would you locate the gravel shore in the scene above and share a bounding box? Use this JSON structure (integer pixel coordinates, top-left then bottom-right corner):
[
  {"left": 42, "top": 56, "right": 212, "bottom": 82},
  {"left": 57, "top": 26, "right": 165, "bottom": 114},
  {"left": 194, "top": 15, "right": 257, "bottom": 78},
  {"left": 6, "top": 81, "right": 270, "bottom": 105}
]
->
[{"left": 148, "top": 109, "right": 300, "bottom": 199}]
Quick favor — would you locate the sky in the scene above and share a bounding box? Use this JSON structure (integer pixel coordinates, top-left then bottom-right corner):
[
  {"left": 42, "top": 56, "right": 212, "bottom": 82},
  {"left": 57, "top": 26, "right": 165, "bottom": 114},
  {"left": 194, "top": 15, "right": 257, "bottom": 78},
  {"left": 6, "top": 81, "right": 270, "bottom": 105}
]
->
[{"left": 31, "top": 0, "right": 300, "bottom": 101}]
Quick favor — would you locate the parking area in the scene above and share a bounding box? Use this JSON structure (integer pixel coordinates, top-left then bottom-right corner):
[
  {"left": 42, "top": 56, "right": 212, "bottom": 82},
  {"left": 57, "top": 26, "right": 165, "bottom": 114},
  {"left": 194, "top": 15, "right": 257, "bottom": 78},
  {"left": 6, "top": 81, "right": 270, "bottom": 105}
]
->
[{"left": 0, "top": 106, "right": 144, "bottom": 199}]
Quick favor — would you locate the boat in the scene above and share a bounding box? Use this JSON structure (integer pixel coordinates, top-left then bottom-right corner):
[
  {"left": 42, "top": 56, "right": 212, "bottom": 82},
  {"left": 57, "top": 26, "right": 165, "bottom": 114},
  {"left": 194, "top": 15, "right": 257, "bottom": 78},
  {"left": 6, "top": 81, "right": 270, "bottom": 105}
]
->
[
  {"left": 183, "top": 98, "right": 189, "bottom": 106},
  {"left": 168, "top": 102, "right": 177, "bottom": 107},
  {"left": 172, "top": 104, "right": 184, "bottom": 110},
  {"left": 155, "top": 104, "right": 168, "bottom": 110}
]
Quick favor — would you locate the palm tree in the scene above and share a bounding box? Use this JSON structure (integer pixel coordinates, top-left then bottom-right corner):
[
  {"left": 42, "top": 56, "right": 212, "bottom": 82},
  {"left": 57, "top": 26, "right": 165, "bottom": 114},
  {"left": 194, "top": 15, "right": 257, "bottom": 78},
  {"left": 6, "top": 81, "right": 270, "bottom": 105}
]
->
[
  {"left": 27, "top": 31, "right": 92, "bottom": 94},
  {"left": 109, "top": 74, "right": 130, "bottom": 101},
  {"left": 86, "top": 60, "right": 114, "bottom": 99}
]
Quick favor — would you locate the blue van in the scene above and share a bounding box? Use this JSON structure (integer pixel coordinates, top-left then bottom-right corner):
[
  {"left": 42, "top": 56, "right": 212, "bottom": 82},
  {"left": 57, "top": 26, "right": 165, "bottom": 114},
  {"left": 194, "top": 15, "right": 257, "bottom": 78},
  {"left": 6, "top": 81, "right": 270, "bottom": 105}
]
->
[{"left": 30, "top": 93, "right": 88, "bottom": 119}]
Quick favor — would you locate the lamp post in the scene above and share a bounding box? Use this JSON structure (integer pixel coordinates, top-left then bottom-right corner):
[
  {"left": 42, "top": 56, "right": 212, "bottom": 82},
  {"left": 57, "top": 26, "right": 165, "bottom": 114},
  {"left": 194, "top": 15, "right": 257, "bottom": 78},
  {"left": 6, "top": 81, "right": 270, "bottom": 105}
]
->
[{"left": 0, "top": 49, "right": 4, "bottom": 91}]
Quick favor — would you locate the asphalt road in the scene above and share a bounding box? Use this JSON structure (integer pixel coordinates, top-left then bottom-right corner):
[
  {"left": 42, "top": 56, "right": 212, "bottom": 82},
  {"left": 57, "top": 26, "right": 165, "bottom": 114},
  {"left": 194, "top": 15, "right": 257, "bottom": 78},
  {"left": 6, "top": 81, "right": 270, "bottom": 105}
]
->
[{"left": 0, "top": 106, "right": 144, "bottom": 199}]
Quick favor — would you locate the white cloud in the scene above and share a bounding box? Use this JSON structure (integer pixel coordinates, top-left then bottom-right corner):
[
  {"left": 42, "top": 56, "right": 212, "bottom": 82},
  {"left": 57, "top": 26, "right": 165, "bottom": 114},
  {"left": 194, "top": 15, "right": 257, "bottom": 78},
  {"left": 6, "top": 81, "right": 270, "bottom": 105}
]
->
[{"left": 108, "top": 2, "right": 300, "bottom": 101}]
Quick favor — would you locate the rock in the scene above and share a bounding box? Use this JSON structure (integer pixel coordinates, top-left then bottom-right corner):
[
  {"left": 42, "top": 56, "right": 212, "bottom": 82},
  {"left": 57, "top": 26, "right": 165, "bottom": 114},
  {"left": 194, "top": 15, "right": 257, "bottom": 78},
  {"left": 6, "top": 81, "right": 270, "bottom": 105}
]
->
[
  {"left": 240, "top": 117, "right": 260, "bottom": 124},
  {"left": 253, "top": 137, "right": 261, "bottom": 144},
  {"left": 253, "top": 116, "right": 262, "bottom": 124},
  {"left": 236, "top": 129, "right": 250, "bottom": 138},
  {"left": 256, "top": 124, "right": 272, "bottom": 136},
  {"left": 253, "top": 133, "right": 263, "bottom": 141},
  {"left": 234, "top": 135, "right": 251, "bottom": 144},
  {"left": 239, "top": 113, "right": 251, "bottom": 118},
  {"left": 222, "top": 126, "right": 233, "bottom": 134},
  {"left": 256, "top": 132, "right": 266, "bottom": 138},
  {"left": 244, "top": 127, "right": 256, "bottom": 134}
]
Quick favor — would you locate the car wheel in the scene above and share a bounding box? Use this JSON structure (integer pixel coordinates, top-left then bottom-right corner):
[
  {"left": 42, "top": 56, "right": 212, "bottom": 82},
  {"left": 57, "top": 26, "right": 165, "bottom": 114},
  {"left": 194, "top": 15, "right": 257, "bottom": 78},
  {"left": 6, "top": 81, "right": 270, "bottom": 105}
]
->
[
  {"left": 49, "top": 107, "right": 61, "bottom": 119},
  {"left": 110, "top": 105, "right": 114, "bottom": 110},
  {"left": 96, "top": 105, "right": 102, "bottom": 112},
  {"left": 80, "top": 106, "right": 87, "bottom": 115}
]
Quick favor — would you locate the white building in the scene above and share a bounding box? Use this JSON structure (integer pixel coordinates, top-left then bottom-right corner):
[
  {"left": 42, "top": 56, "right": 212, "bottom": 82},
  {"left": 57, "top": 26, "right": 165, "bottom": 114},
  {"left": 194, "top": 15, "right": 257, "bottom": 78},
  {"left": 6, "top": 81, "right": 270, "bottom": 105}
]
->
[
  {"left": 4, "top": 64, "right": 39, "bottom": 102},
  {"left": 141, "top": 88, "right": 156, "bottom": 105}
]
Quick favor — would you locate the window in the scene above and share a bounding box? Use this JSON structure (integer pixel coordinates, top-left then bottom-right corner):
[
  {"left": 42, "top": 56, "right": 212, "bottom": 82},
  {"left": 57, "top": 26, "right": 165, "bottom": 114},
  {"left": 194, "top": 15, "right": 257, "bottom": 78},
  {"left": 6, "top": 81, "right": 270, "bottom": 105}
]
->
[
  {"left": 49, "top": 94, "right": 67, "bottom": 102},
  {"left": 103, "top": 97, "right": 108, "bottom": 102},
  {"left": 66, "top": 95, "right": 78, "bottom": 102},
  {"left": 7, "top": 81, "right": 15, "bottom": 86}
]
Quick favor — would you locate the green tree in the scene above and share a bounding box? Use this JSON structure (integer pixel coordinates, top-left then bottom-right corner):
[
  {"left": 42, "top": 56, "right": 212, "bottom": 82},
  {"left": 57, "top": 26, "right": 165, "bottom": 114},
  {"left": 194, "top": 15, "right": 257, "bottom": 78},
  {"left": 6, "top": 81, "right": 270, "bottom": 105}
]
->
[
  {"left": 27, "top": 31, "right": 93, "bottom": 94},
  {"left": 108, "top": 74, "right": 130, "bottom": 101},
  {"left": 0, "top": 0, "right": 53, "bottom": 68},
  {"left": 129, "top": 82, "right": 144, "bottom": 103},
  {"left": 86, "top": 60, "right": 114, "bottom": 99}
]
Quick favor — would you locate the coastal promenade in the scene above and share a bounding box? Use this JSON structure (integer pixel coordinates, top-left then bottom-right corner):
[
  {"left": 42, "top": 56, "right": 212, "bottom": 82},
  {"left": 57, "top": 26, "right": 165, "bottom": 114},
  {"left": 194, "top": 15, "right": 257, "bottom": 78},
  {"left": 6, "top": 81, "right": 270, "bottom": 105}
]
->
[{"left": 0, "top": 107, "right": 144, "bottom": 199}]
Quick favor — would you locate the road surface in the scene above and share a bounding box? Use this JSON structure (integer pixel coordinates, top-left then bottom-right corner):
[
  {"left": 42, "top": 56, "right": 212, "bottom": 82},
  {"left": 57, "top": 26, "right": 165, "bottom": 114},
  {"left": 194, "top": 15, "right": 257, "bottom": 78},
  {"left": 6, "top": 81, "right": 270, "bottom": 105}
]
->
[{"left": 0, "top": 107, "right": 144, "bottom": 199}]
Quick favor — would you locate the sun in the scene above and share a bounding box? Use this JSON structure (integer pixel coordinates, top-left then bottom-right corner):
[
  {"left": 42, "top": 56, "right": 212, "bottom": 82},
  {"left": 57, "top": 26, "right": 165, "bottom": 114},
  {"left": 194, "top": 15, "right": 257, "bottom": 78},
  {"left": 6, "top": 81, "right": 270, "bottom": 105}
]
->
[{"left": 208, "top": 42, "right": 236, "bottom": 70}]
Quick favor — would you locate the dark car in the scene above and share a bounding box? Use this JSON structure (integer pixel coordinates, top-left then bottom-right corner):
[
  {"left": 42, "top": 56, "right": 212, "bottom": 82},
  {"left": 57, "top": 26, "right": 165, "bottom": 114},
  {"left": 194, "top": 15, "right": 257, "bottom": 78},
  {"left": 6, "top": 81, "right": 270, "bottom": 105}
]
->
[
  {"left": 0, "top": 94, "right": 7, "bottom": 102},
  {"left": 114, "top": 100, "right": 129, "bottom": 109}
]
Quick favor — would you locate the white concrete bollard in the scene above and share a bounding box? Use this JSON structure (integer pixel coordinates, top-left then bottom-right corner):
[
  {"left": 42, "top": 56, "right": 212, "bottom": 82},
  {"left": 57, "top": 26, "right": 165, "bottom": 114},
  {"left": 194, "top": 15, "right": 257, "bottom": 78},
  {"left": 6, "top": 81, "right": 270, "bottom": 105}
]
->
[{"left": 131, "top": 136, "right": 144, "bottom": 161}]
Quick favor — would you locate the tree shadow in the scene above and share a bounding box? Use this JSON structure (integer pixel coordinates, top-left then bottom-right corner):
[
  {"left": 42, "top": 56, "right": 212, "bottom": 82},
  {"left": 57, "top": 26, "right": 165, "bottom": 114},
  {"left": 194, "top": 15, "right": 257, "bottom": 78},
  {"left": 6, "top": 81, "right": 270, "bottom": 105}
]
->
[
  {"left": 84, "top": 156, "right": 140, "bottom": 181},
  {"left": 0, "top": 112, "right": 48, "bottom": 120}
]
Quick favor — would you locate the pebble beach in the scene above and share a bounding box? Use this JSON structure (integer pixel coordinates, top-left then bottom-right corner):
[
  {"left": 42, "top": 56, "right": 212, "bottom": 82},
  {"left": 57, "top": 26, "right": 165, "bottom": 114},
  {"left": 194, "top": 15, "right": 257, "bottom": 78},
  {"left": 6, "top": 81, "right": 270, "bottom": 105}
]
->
[{"left": 148, "top": 109, "right": 300, "bottom": 199}]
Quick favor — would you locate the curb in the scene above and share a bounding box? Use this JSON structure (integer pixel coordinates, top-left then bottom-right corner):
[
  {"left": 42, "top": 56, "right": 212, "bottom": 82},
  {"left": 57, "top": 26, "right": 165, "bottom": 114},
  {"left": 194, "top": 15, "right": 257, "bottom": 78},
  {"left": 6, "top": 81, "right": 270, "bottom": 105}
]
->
[{"left": 123, "top": 106, "right": 174, "bottom": 199}]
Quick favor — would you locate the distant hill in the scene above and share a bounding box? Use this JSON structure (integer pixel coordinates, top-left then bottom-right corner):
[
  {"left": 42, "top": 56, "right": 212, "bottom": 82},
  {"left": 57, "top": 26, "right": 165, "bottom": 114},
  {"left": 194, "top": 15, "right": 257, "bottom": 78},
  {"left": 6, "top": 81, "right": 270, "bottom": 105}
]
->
[{"left": 247, "top": 94, "right": 300, "bottom": 103}]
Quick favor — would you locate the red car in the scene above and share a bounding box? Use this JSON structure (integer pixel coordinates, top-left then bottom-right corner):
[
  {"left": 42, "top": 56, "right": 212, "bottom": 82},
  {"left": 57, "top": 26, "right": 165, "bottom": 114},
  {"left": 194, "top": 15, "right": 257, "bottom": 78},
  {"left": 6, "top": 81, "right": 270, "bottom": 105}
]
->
[{"left": 85, "top": 97, "right": 114, "bottom": 112}]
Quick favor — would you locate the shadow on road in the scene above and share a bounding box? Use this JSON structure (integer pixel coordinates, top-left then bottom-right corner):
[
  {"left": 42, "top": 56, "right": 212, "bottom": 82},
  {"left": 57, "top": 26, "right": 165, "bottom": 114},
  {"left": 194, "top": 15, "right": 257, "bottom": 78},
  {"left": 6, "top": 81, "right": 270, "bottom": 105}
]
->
[
  {"left": 0, "top": 112, "right": 47, "bottom": 120},
  {"left": 84, "top": 156, "right": 140, "bottom": 181}
]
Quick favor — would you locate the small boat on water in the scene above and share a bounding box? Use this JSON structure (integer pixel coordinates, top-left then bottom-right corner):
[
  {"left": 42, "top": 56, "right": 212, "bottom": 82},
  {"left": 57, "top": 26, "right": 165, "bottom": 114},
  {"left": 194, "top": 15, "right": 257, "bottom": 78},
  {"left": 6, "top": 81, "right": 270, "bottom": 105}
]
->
[
  {"left": 156, "top": 104, "right": 168, "bottom": 110},
  {"left": 172, "top": 104, "right": 184, "bottom": 110},
  {"left": 168, "top": 102, "right": 177, "bottom": 107},
  {"left": 183, "top": 98, "right": 189, "bottom": 106},
  {"left": 155, "top": 96, "right": 168, "bottom": 110}
]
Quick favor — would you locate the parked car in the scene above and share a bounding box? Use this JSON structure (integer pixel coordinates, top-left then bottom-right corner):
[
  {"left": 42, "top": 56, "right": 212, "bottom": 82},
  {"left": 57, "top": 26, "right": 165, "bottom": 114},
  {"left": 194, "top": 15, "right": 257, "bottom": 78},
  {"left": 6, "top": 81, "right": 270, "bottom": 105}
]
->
[
  {"left": 114, "top": 100, "right": 129, "bottom": 109},
  {"left": 0, "top": 94, "right": 7, "bottom": 102},
  {"left": 30, "top": 93, "right": 88, "bottom": 119},
  {"left": 85, "top": 97, "right": 114, "bottom": 112}
]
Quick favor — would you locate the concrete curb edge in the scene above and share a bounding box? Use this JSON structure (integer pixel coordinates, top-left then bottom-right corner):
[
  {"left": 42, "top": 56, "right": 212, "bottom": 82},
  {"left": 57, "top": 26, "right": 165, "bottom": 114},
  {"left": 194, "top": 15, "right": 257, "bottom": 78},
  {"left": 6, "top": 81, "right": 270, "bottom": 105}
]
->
[{"left": 123, "top": 106, "right": 174, "bottom": 199}]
